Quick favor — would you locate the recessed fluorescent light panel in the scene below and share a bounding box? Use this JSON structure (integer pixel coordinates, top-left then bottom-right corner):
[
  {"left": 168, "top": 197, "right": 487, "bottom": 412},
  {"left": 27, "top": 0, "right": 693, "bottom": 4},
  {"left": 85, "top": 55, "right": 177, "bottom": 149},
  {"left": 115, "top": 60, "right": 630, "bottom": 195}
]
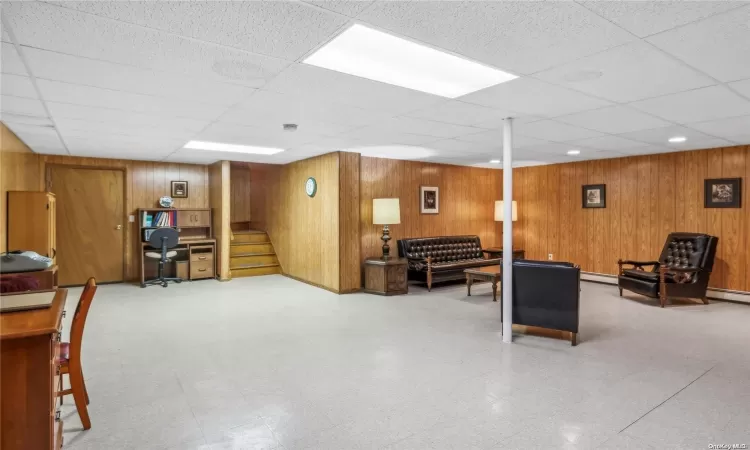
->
[
  {"left": 490, "top": 159, "right": 501, "bottom": 164},
  {"left": 567, "top": 149, "right": 581, "bottom": 155},
  {"left": 183, "top": 141, "right": 284, "bottom": 155},
  {"left": 668, "top": 136, "right": 687, "bottom": 143},
  {"left": 304, "top": 24, "right": 517, "bottom": 98}
]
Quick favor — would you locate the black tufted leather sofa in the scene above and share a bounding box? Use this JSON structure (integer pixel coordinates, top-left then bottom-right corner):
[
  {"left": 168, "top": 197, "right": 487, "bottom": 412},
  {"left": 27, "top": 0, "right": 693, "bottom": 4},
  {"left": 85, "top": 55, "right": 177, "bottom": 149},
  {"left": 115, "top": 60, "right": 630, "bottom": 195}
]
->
[
  {"left": 397, "top": 236, "right": 500, "bottom": 290},
  {"left": 617, "top": 232, "right": 718, "bottom": 307}
]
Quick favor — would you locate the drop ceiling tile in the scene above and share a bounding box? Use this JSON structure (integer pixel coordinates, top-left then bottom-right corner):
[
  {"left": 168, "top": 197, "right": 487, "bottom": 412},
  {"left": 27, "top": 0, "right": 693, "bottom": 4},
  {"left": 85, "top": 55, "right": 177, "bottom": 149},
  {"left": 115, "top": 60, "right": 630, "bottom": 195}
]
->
[
  {"left": 46, "top": 102, "right": 209, "bottom": 132},
  {"left": 0, "top": 42, "right": 27, "bottom": 75},
  {"left": 290, "top": 136, "right": 366, "bottom": 153},
  {"left": 372, "top": 117, "right": 485, "bottom": 139},
  {"left": 22, "top": 48, "right": 257, "bottom": 106},
  {"left": 556, "top": 106, "right": 672, "bottom": 134},
  {"left": 263, "top": 63, "right": 444, "bottom": 115},
  {"left": 4, "top": 1, "right": 290, "bottom": 87},
  {"left": 516, "top": 142, "right": 579, "bottom": 156},
  {"left": 301, "top": 0, "right": 375, "bottom": 17},
  {"left": 337, "top": 126, "right": 438, "bottom": 147},
  {"left": 405, "top": 101, "right": 517, "bottom": 129},
  {"left": 728, "top": 78, "right": 750, "bottom": 99},
  {"left": 197, "top": 122, "right": 327, "bottom": 149},
  {"left": 0, "top": 113, "right": 53, "bottom": 127},
  {"left": 1, "top": 95, "right": 47, "bottom": 117},
  {"left": 36, "top": 79, "right": 228, "bottom": 121},
  {"left": 455, "top": 130, "right": 549, "bottom": 148},
  {"left": 618, "top": 125, "right": 733, "bottom": 150},
  {"left": 629, "top": 86, "right": 750, "bottom": 124},
  {"left": 533, "top": 41, "right": 716, "bottom": 103},
  {"left": 54, "top": 118, "right": 194, "bottom": 140},
  {"left": 567, "top": 135, "right": 652, "bottom": 152},
  {"left": 1, "top": 74, "right": 37, "bottom": 99},
  {"left": 70, "top": 147, "right": 173, "bottom": 161},
  {"left": 647, "top": 5, "right": 750, "bottom": 82},
  {"left": 222, "top": 90, "right": 384, "bottom": 133},
  {"left": 52, "top": 0, "right": 349, "bottom": 61},
  {"left": 425, "top": 139, "right": 498, "bottom": 155},
  {"left": 616, "top": 145, "right": 700, "bottom": 156},
  {"left": 688, "top": 116, "right": 750, "bottom": 145},
  {"left": 515, "top": 120, "right": 603, "bottom": 142},
  {"left": 358, "top": 1, "right": 634, "bottom": 75},
  {"left": 579, "top": 1, "right": 744, "bottom": 38},
  {"left": 460, "top": 77, "right": 612, "bottom": 118}
]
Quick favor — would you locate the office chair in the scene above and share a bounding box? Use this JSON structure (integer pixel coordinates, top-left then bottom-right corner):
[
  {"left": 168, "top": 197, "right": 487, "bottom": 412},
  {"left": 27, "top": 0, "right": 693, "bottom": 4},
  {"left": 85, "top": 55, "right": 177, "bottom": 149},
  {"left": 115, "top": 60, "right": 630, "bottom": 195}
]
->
[{"left": 143, "top": 228, "right": 183, "bottom": 288}]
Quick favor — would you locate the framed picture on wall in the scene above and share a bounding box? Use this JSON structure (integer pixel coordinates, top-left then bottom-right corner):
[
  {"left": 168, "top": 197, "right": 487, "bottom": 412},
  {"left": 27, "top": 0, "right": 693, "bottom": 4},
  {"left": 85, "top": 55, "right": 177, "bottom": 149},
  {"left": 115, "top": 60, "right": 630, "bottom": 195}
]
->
[
  {"left": 704, "top": 178, "right": 742, "bottom": 208},
  {"left": 171, "top": 181, "right": 188, "bottom": 198},
  {"left": 420, "top": 186, "right": 439, "bottom": 214},
  {"left": 582, "top": 184, "right": 606, "bottom": 208}
]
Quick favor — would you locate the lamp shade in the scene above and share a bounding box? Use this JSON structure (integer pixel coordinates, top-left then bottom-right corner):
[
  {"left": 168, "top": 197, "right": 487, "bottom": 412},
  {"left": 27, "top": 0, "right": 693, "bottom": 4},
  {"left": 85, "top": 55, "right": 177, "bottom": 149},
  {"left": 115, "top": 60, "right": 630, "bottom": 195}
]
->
[
  {"left": 494, "top": 200, "right": 517, "bottom": 221},
  {"left": 373, "top": 198, "right": 401, "bottom": 225}
]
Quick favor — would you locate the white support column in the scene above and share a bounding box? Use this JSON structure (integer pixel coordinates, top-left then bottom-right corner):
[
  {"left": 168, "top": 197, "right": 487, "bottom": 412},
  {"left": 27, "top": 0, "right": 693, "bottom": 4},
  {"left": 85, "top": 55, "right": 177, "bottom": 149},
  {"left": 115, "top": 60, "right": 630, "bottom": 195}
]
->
[{"left": 502, "top": 118, "right": 514, "bottom": 343}]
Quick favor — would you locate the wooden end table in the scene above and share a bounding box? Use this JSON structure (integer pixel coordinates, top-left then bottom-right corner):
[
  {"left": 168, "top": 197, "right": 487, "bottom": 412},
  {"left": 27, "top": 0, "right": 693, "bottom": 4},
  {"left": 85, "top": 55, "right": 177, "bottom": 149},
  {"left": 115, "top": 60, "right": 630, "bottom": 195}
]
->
[
  {"left": 464, "top": 265, "right": 502, "bottom": 302},
  {"left": 482, "top": 248, "right": 525, "bottom": 260},
  {"left": 363, "top": 257, "right": 408, "bottom": 296}
]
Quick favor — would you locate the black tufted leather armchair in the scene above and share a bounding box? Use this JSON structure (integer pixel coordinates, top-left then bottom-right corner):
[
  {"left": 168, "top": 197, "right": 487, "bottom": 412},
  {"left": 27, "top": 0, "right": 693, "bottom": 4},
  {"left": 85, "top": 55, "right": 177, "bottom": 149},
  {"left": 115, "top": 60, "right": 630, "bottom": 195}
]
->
[
  {"left": 617, "top": 233, "right": 718, "bottom": 307},
  {"left": 397, "top": 236, "right": 500, "bottom": 291}
]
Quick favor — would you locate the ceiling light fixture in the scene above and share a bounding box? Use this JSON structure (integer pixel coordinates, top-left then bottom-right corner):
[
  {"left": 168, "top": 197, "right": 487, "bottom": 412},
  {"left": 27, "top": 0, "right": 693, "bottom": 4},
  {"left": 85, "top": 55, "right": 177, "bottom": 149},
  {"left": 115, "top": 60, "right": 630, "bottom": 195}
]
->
[
  {"left": 668, "top": 136, "right": 687, "bottom": 143},
  {"left": 567, "top": 149, "right": 581, "bottom": 155},
  {"left": 490, "top": 159, "right": 501, "bottom": 164},
  {"left": 303, "top": 24, "right": 517, "bottom": 98},
  {"left": 183, "top": 140, "right": 284, "bottom": 155}
]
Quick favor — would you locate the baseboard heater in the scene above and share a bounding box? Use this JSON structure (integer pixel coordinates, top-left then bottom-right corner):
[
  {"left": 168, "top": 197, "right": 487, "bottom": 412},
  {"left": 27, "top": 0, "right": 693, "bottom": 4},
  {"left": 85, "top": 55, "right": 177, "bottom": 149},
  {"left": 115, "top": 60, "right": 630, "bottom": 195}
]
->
[{"left": 581, "top": 272, "right": 750, "bottom": 305}]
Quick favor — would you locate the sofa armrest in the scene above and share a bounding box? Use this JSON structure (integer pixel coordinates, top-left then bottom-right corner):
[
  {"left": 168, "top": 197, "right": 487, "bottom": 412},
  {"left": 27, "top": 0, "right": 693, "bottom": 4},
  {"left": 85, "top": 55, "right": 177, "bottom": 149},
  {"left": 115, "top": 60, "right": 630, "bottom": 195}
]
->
[
  {"left": 406, "top": 256, "right": 428, "bottom": 271},
  {"left": 618, "top": 259, "right": 659, "bottom": 275}
]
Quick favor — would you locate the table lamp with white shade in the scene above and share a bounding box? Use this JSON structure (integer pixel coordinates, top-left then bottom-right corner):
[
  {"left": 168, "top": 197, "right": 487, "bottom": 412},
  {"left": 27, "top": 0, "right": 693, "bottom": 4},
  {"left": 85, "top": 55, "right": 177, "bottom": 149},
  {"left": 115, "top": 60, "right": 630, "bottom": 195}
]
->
[
  {"left": 495, "top": 200, "right": 517, "bottom": 222},
  {"left": 373, "top": 198, "right": 401, "bottom": 259}
]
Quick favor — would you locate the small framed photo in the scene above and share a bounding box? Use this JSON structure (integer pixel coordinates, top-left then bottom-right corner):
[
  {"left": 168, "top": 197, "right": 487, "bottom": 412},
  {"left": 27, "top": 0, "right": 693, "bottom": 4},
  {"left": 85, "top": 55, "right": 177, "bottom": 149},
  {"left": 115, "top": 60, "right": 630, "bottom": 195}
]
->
[
  {"left": 705, "top": 178, "right": 742, "bottom": 208},
  {"left": 582, "top": 184, "right": 606, "bottom": 208},
  {"left": 171, "top": 180, "right": 188, "bottom": 198},
  {"left": 420, "top": 186, "right": 439, "bottom": 214}
]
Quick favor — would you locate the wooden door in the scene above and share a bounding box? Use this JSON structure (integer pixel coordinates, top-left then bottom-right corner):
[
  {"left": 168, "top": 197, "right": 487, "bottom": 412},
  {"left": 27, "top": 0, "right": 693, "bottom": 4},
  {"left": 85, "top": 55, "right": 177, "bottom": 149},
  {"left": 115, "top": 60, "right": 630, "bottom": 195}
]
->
[
  {"left": 50, "top": 167, "right": 125, "bottom": 285},
  {"left": 48, "top": 194, "right": 57, "bottom": 263}
]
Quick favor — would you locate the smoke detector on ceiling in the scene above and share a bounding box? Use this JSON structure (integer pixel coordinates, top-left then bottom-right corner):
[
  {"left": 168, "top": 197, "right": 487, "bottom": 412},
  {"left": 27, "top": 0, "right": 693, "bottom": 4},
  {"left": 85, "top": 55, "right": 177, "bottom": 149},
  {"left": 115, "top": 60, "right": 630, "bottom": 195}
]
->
[{"left": 283, "top": 124, "right": 298, "bottom": 132}]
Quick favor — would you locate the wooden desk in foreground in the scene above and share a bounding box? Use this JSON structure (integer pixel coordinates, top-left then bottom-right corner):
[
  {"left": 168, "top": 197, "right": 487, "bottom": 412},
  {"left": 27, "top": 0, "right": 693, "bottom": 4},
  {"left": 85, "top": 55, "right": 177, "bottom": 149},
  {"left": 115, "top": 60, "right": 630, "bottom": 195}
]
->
[{"left": 1, "top": 288, "right": 68, "bottom": 450}]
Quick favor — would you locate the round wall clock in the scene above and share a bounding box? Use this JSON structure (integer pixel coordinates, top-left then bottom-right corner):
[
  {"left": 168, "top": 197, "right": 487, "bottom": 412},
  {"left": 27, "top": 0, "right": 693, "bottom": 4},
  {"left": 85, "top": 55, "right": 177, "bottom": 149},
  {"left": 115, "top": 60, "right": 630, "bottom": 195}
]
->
[{"left": 305, "top": 177, "right": 317, "bottom": 198}]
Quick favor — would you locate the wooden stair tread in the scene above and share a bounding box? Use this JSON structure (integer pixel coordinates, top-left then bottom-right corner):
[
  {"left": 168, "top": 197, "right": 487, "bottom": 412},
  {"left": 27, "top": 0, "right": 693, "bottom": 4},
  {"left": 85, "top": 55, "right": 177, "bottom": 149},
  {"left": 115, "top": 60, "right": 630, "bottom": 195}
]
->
[
  {"left": 232, "top": 230, "right": 266, "bottom": 235},
  {"left": 230, "top": 252, "right": 275, "bottom": 257},
  {"left": 231, "top": 241, "right": 271, "bottom": 246},
  {"left": 231, "top": 263, "right": 280, "bottom": 269}
]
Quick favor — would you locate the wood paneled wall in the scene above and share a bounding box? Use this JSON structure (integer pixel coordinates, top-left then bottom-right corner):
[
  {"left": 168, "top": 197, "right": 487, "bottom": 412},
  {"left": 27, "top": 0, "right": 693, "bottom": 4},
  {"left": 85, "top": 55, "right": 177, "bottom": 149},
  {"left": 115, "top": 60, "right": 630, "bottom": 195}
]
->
[
  {"left": 248, "top": 153, "right": 343, "bottom": 292},
  {"left": 514, "top": 146, "right": 750, "bottom": 292},
  {"left": 339, "top": 152, "right": 361, "bottom": 292},
  {"left": 360, "top": 157, "right": 502, "bottom": 263},
  {"left": 0, "top": 123, "right": 42, "bottom": 253},
  {"left": 209, "top": 161, "right": 231, "bottom": 281},
  {"left": 1, "top": 123, "right": 210, "bottom": 280},
  {"left": 230, "top": 162, "right": 252, "bottom": 224}
]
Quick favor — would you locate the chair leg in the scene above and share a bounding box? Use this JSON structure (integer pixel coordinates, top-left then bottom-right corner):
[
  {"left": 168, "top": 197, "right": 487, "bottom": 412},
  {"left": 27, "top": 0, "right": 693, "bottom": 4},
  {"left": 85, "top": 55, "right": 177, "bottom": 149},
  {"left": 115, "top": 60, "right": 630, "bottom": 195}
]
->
[
  {"left": 69, "top": 366, "right": 91, "bottom": 429},
  {"left": 58, "top": 373, "right": 64, "bottom": 404},
  {"left": 427, "top": 271, "right": 432, "bottom": 292},
  {"left": 83, "top": 374, "right": 90, "bottom": 405},
  {"left": 571, "top": 332, "right": 577, "bottom": 347},
  {"left": 618, "top": 288, "right": 623, "bottom": 297}
]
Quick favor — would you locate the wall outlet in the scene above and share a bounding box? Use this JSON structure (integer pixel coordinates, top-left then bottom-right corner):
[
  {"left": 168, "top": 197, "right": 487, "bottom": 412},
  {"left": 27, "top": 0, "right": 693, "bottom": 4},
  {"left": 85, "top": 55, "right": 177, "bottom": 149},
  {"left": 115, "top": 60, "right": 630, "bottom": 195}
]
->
[
  {"left": 128, "top": 215, "right": 135, "bottom": 223},
  {"left": 548, "top": 253, "right": 553, "bottom": 260}
]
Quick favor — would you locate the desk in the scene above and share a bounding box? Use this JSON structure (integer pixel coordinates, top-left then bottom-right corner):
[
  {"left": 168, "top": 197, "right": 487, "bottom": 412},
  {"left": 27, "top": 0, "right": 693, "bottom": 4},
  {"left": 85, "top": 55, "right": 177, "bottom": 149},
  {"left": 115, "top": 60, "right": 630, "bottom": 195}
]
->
[
  {"left": 139, "top": 238, "right": 216, "bottom": 286},
  {"left": 1, "top": 288, "right": 67, "bottom": 450}
]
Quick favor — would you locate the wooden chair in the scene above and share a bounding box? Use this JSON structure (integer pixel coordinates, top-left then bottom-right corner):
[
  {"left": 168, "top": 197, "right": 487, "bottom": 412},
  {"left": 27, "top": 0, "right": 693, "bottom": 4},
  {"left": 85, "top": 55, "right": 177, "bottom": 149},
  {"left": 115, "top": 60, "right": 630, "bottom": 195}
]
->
[{"left": 57, "top": 277, "right": 96, "bottom": 430}]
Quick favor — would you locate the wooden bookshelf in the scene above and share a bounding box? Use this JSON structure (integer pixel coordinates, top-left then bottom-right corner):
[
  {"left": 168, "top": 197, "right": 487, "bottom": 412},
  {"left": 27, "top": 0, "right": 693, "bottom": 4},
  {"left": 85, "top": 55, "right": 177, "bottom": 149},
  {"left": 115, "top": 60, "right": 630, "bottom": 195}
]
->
[{"left": 137, "top": 208, "right": 216, "bottom": 285}]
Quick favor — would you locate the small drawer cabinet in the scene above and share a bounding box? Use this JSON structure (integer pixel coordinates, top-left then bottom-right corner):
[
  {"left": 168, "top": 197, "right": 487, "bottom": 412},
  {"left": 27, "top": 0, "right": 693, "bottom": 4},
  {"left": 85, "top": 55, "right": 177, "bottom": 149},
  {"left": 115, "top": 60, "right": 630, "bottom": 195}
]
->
[{"left": 363, "top": 257, "right": 408, "bottom": 296}]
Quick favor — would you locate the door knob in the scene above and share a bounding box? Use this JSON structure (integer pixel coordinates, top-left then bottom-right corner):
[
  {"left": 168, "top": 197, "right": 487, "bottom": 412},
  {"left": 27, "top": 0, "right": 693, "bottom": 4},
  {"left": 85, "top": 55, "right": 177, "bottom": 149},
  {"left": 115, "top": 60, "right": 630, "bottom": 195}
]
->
[{"left": 116, "top": 225, "right": 122, "bottom": 230}]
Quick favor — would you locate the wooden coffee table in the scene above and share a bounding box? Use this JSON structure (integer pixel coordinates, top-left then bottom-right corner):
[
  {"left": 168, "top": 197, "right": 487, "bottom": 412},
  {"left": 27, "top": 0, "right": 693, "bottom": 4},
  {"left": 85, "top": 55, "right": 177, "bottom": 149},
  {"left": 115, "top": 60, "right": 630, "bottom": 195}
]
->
[{"left": 464, "top": 265, "right": 502, "bottom": 302}]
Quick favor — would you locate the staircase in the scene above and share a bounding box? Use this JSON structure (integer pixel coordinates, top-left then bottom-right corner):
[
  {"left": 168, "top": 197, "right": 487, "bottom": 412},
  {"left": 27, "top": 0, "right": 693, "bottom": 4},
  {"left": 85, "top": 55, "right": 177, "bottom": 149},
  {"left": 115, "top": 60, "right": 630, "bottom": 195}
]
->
[{"left": 230, "top": 230, "right": 281, "bottom": 278}]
